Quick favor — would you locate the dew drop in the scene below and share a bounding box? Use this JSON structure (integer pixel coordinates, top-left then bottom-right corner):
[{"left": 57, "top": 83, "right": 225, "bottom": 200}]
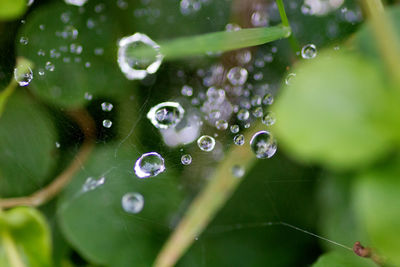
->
[
  {"left": 45, "top": 61, "right": 55, "bottom": 71},
  {"left": 14, "top": 65, "right": 33, "bottom": 87},
  {"left": 19, "top": 36, "right": 29, "bottom": 45},
  {"left": 61, "top": 25, "right": 79, "bottom": 40},
  {"left": 262, "top": 93, "right": 274, "bottom": 105},
  {"left": 237, "top": 109, "right": 250, "bottom": 121},
  {"left": 121, "top": 192, "right": 144, "bottom": 214},
  {"left": 134, "top": 152, "right": 165, "bottom": 178},
  {"left": 262, "top": 111, "right": 276, "bottom": 126},
  {"left": 251, "top": 10, "right": 269, "bottom": 27},
  {"left": 250, "top": 131, "right": 277, "bottom": 159},
  {"left": 101, "top": 102, "right": 113, "bottom": 112},
  {"left": 181, "top": 154, "right": 192, "bottom": 165},
  {"left": 82, "top": 176, "right": 105, "bottom": 192},
  {"left": 227, "top": 67, "right": 248, "bottom": 86},
  {"left": 231, "top": 165, "right": 245, "bottom": 178},
  {"left": 230, "top": 124, "right": 239, "bottom": 134},
  {"left": 65, "top": 0, "right": 88, "bottom": 6},
  {"left": 102, "top": 119, "right": 112, "bottom": 128},
  {"left": 84, "top": 92, "right": 93, "bottom": 100},
  {"left": 215, "top": 119, "right": 228, "bottom": 130},
  {"left": 225, "top": 23, "right": 241, "bottom": 32},
  {"left": 197, "top": 135, "right": 216, "bottom": 152},
  {"left": 251, "top": 95, "right": 262, "bottom": 106},
  {"left": 233, "top": 134, "right": 245, "bottom": 146},
  {"left": 285, "top": 73, "right": 296, "bottom": 85},
  {"left": 147, "top": 102, "right": 185, "bottom": 129},
  {"left": 252, "top": 107, "right": 263, "bottom": 118},
  {"left": 181, "top": 85, "right": 193, "bottom": 96},
  {"left": 301, "top": 44, "right": 317, "bottom": 59},
  {"left": 117, "top": 33, "right": 163, "bottom": 80},
  {"left": 180, "top": 0, "right": 202, "bottom": 15}
]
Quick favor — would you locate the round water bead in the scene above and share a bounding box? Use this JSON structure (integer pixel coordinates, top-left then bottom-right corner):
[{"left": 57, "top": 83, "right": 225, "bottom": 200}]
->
[
  {"left": 14, "top": 65, "right": 33, "bottom": 87},
  {"left": 285, "top": 73, "right": 296, "bottom": 85},
  {"left": 252, "top": 107, "right": 263, "bottom": 118},
  {"left": 181, "top": 85, "right": 193, "bottom": 96},
  {"left": 121, "top": 192, "right": 144, "bottom": 214},
  {"left": 102, "top": 119, "right": 112, "bottom": 128},
  {"left": 65, "top": 0, "right": 88, "bottom": 6},
  {"left": 227, "top": 67, "right": 248, "bottom": 86},
  {"left": 197, "top": 135, "right": 216, "bottom": 152},
  {"left": 250, "top": 131, "right": 277, "bottom": 159},
  {"left": 231, "top": 165, "right": 245, "bottom": 178},
  {"left": 82, "top": 176, "right": 105, "bottom": 192},
  {"left": 262, "top": 93, "right": 274, "bottom": 105},
  {"left": 233, "top": 134, "right": 245, "bottom": 146},
  {"left": 147, "top": 101, "right": 185, "bottom": 129},
  {"left": 118, "top": 33, "right": 163, "bottom": 80},
  {"left": 181, "top": 154, "right": 192, "bottom": 165},
  {"left": 215, "top": 119, "right": 228, "bottom": 130},
  {"left": 251, "top": 10, "right": 268, "bottom": 27},
  {"left": 237, "top": 109, "right": 250, "bottom": 121},
  {"left": 19, "top": 36, "right": 29, "bottom": 45},
  {"left": 134, "top": 152, "right": 165, "bottom": 178},
  {"left": 101, "top": 102, "right": 113, "bottom": 112},
  {"left": 262, "top": 111, "right": 276, "bottom": 126},
  {"left": 45, "top": 61, "right": 55, "bottom": 71},
  {"left": 230, "top": 124, "right": 239, "bottom": 134},
  {"left": 301, "top": 44, "right": 317, "bottom": 59}
]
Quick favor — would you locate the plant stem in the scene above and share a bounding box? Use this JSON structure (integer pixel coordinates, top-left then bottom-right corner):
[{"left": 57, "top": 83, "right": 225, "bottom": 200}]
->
[
  {"left": 276, "top": 0, "right": 300, "bottom": 54},
  {"left": 1, "top": 230, "right": 25, "bottom": 267},
  {"left": 154, "top": 124, "right": 265, "bottom": 267}
]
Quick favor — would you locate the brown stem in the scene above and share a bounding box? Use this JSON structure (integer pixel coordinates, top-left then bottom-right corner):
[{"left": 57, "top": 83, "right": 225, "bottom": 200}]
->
[
  {"left": 353, "top": 241, "right": 385, "bottom": 266},
  {"left": 0, "top": 109, "right": 95, "bottom": 208}
]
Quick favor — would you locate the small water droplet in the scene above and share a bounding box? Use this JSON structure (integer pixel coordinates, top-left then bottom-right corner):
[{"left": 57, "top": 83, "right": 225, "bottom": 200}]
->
[
  {"left": 181, "top": 154, "right": 192, "bottom": 165},
  {"left": 225, "top": 23, "right": 241, "bottom": 32},
  {"left": 262, "top": 111, "right": 276, "bottom": 126},
  {"left": 147, "top": 102, "right": 185, "bottom": 129},
  {"left": 180, "top": 0, "right": 202, "bottom": 15},
  {"left": 61, "top": 25, "right": 78, "bottom": 39},
  {"left": 251, "top": 10, "right": 269, "bottom": 27},
  {"left": 227, "top": 67, "right": 248, "bottom": 86},
  {"left": 231, "top": 165, "right": 245, "bottom": 178},
  {"left": 230, "top": 124, "right": 239, "bottom": 134},
  {"left": 82, "top": 176, "right": 105, "bottom": 192},
  {"left": 250, "top": 131, "right": 277, "bottom": 159},
  {"left": 301, "top": 44, "right": 317, "bottom": 59},
  {"left": 197, "top": 135, "right": 216, "bottom": 152},
  {"left": 55, "top": 142, "right": 61, "bottom": 148},
  {"left": 215, "top": 119, "right": 228, "bottom": 130},
  {"left": 233, "top": 134, "right": 245, "bottom": 146},
  {"left": 84, "top": 92, "right": 93, "bottom": 100},
  {"left": 101, "top": 102, "right": 113, "bottom": 112},
  {"left": 14, "top": 65, "right": 33, "bottom": 87},
  {"left": 134, "top": 152, "right": 165, "bottom": 178},
  {"left": 285, "top": 73, "right": 296, "bottom": 85},
  {"left": 19, "top": 36, "right": 29, "bottom": 45},
  {"left": 262, "top": 93, "right": 274, "bottom": 105},
  {"left": 181, "top": 85, "right": 193, "bottom": 96},
  {"left": 102, "top": 119, "right": 112, "bottom": 128},
  {"left": 237, "top": 109, "right": 250, "bottom": 121},
  {"left": 252, "top": 107, "right": 263, "bottom": 118},
  {"left": 37, "top": 49, "right": 45, "bottom": 56},
  {"left": 45, "top": 61, "right": 55, "bottom": 72},
  {"left": 121, "top": 192, "right": 144, "bottom": 214}
]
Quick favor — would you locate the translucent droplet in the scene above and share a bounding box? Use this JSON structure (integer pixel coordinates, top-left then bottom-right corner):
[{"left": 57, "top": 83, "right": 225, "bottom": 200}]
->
[
  {"left": 102, "top": 119, "right": 112, "bottom": 128},
  {"left": 117, "top": 33, "right": 163, "bottom": 80},
  {"left": 65, "top": 0, "right": 88, "bottom": 6},
  {"left": 233, "top": 134, "right": 245, "bottom": 146},
  {"left": 231, "top": 165, "right": 245, "bottom": 178},
  {"left": 82, "top": 176, "right": 105, "bottom": 192},
  {"left": 181, "top": 85, "right": 193, "bottom": 96},
  {"left": 244, "top": 122, "right": 251, "bottom": 128},
  {"left": 251, "top": 95, "right": 262, "bottom": 106},
  {"left": 55, "top": 142, "right": 61, "bottom": 148},
  {"left": 38, "top": 69, "right": 45, "bottom": 76},
  {"left": 262, "top": 93, "right": 274, "bottom": 105},
  {"left": 181, "top": 154, "right": 192, "bottom": 165},
  {"left": 19, "top": 36, "right": 29, "bottom": 45},
  {"left": 227, "top": 67, "right": 248, "bottom": 86},
  {"left": 230, "top": 124, "right": 239, "bottom": 134},
  {"left": 37, "top": 49, "right": 45, "bottom": 56},
  {"left": 134, "top": 152, "right": 165, "bottom": 178},
  {"left": 14, "top": 65, "right": 33, "bottom": 87},
  {"left": 250, "top": 131, "right": 277, "bottom": 159},
  {"left": 285, "top": 73, "right": 296, "bottom": 85},
  {"left": 301, "top": 44, "right": 317, "bottom": 59},
  {"left": 61, "top": 25, "right": 78, "bottom": 39},
  {"left": 121, "top": 192, "right": 144, "bottom": 214},
  {"left": 251, "top": 10, "right": 268, "bottom": 27},
  {"left": 94, "top": 47, "right": 104, "bottom": 55},
  {"left": 45, "top": 61, "right": 55, "bottom": 72},
  {"left": 197, "top": 135, "right": 216, "bottom": 152},
  {"left": 262, "top": 111, "right": 276, "bottom": 126},
  {"left": 301, "top": 4, "right": 312, "bottom": 15},
  {"left": 101, "top": 102, "right": 113, "bottom": 112},
  {"left": 215, "top": 119, "right": 228, "bottom": 130},
  {"left": 237, "top": 109, "right": 250, "bottom": 121},
  {"left": 84, "top": 92, "right": 93, "bottom": 100},
  {"left": 180, "top": 0, "right": 201, "bottom": 15},
  {"left": 225, "top": 23, "right": 241, "bottom": 32},
  {"left": 252, "top": 107, "right": 263, "bottom": 118},
  {"left": 147, "top": 102, "right": 185, "bottom": 129}
]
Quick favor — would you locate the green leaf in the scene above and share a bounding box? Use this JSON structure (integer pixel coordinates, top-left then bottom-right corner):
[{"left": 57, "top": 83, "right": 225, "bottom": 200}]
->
[
  {"left": 17, "top": 2, "right": 130, "bottom": 107},
  {"left": 0, "top": 207, "right": 52, "bottom": 267},
  {"left": 312, "top": 251, "right": 376, "bottom": 267},
  {"left": 128, "top": 25, "right": 291, "bottom": 61},
  {"left": 57, "top": 146, "right": 184, "bottom": 267},
  {"left": 353, "top": 156, "right": 400, "bottom": 265},
  {"left": 0, "top": 91, "right": 57, "bottom": 197},
  {"left": 0, "top": 0, "right": 27, "bottom": 21},
  {"left": 272, "top": 50, "right": 396, "bottom": 170}
]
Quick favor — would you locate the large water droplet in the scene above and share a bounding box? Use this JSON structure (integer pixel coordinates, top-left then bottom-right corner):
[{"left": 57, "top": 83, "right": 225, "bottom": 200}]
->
[
  {"left": 181, "top": 154, "right": 192, "bottom": 165},
  {"left": 227, "top": 67, "right": 248, "bottom": 86},
  {"left": 301, "top": 44, "right": 317, "bottom": 59},
  {"left": 197, "top": 135, "right": 216, "bottom": 152},
  {"left": 134, "top": 152, "right": 165, "bottom": 178},
  {"left": 14, "top": 65, "right": 33, "bottom": 87},
  {"left": 121, "top": 192, "right": 144, "bottom": 214},
  {"left": 117, "top": 33, "right": 163, "bottom": 80},
  {"left": 147, "top": 101, "right": 185, "bottom": 129},
  {"left": 250, "top": 131, "right": 277, "bottom": 159}
]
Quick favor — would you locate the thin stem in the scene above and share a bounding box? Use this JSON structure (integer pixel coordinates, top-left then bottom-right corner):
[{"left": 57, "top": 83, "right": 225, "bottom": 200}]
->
[
  {"left": 276, "top": 0, "right": 300, "bottom": 54},
  {"left": 0, "top": 109, "right": 95, "bottom": 208},
  {"left": 1, "top": 230, "right": 25, "bottom": 267},
  {"left": 154, "top": 124, "right": 265, "bottom": 267}
]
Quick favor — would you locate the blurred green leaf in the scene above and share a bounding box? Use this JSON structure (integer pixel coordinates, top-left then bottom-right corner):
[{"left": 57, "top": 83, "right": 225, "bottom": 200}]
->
[
  {"left": 17, "top": 2, "right": 130, "bottom": 107},
  {"left": 353, "top": 156, "right": 400, "bottom": 265},
  {"left": 0, "top": 91, "right": 57, "bottom": 197},
  {"left": 272, "top": 50, "right": 396, "bottom": 170},
  {"left": 0, "top": 0, "right": 27, "bottom": 21},
  {"left": 0, "top": 207, "right": 52, "bottom": 267},
  {"left": 312, "top": 251, "right": 376, "bottom": 267},
  {"left": 57, "top": 146, "right": 184, "bottom": 267}
]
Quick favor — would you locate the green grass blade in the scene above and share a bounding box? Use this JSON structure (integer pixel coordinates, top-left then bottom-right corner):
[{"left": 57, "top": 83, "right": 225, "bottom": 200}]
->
[{"left": 127, "top": 25, "right": 291, "bottom": 60}]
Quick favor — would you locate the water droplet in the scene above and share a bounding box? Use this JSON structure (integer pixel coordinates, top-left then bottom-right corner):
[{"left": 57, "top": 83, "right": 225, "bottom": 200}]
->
[
  {"left": 39, "top": 24, "right": 45, "bottom": 31},
  {"left": 180, "top": 0, "right": 201, "bottom": 15},
  {"left": 301, "top": 4, "right": 312, "bottom": 15},
  {"left": 237, "top": 109, "right": 250, "bottom": 121},
  {"left": 285, "top": 73, "right": 296, "bottom": 85},
  {"left": 14, "top": 65, "right": 33, "bottom": 87},
  {"left": 262, "top": 111, "right": 276, "bottom": 126},
  {"left": 94, "top": 47, "right": 104, "bottom": 55},
  {"left": 252, "top": 107, "right": 263, "bottom": 118},
  {"left": 230, "top": 124, "right": 239, "bottom": 134},
  {"left": 134, "top": 152, "right": 165, "bottom": 178},
  {"left": 227, "top": 67, "right": 248, "bottom": 86},
  {"left": 61, "top": 25, "right": 78, "bottom": 39},
  {"left": 250, "top": 131, "right": 277, "bottom": 159},
  {"left": 197, "top": 135, "right": 216, "bottom": 152},
  {"left": 118, "top": 33, "right": 163, "bottom": 80},
  {"left": 181, "top": 154, "right": 192, "bottom": 165},
  {"left": 45, "top": 61, "right": 55, "bottom": 72},
  {"left": 55, "top": 142, "right": 61, "bottom": 148},
  {"left": 84, "top": 92, "right": 93, "bottom": 100},
  {"left": 19, "top": 36, "right": 29, "bottom": 45},
  {"left": 301, "top": 44, "right": 317, "bottom": 59},
  {"left": 121, "top": 192, "right": 144, "bottom": 214},
  {"left": 64, "top": 0, "right": 88, "bottom": 6},
  {"left": 37, "top": 49, "right": 45, "bottom": 56},
  {"left": 225, "top": 23, "right": 241, "bottom": 32},
  {"left": 251, "top": 10, "right": 269, "bottom": 27},
  {"left": 251, "top": 95, "right": 262, "bottom": 106},
  {"left": 101, "top": 102, "right": 113, "bottom": 112},
  {"left": 231, "top": 165, "right": 245, "bottom": 178},
  {"left": 147, "top": 102, "right": 185, "bottom": 129},
  {"left": 215, "top": 119, "right": 228, "bottom": 130},
  {"left": 262, "top": 93, "right": 274, "bottom": 105},
  {"left": 181, "top": 85, "right": 193, "bottom": 96},
  {"left": 82, "top": 176, "right": 105, "bottom": 192},
  {"left": 102, "top": 119, "right": 112, "bottom": 128},
  {"left": 233, "top": 134, "right": 245, "bottom": 146}
]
